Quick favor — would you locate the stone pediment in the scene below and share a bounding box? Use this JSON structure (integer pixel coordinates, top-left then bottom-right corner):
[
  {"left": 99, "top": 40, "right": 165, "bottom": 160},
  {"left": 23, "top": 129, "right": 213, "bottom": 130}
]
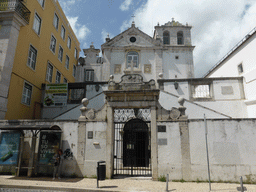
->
[{"left": 102, "top": 23, "right": 161, "bottom": 49}]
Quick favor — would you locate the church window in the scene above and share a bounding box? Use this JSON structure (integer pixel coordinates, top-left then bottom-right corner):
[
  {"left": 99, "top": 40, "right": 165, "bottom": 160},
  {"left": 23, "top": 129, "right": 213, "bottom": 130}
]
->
[
  {"left": 127, "top": 51, "right": 139, "bottom": 68},
  {"left": 84, "top": 69, "right": 94, "bottom": 81},
  {"left": 130, "top": 36, "right": 136, "bottom": 43},
  {"left": 163, "top": 31, "right": 170, "bottom": 44},
  {"left": 177, "top": 31, "right": 183, "bottom": 45}
]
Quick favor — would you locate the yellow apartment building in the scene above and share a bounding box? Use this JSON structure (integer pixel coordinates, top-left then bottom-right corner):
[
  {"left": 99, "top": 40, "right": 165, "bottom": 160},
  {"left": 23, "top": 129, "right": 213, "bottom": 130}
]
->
[{"left": 0, "top": 0, "right": 80, "bottom": 120}]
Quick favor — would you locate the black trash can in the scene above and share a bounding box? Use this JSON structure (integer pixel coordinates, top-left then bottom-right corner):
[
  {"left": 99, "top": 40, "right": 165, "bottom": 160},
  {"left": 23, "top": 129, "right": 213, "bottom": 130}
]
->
[{"left": 97, "top": 161, "right": 106, "bottom": 188}]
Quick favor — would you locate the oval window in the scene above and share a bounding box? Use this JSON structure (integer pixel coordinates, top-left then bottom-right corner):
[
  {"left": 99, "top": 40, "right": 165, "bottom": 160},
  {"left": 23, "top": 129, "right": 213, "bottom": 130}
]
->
[{"left": 130, "top": 37, "right": 136, "bottom": 43}]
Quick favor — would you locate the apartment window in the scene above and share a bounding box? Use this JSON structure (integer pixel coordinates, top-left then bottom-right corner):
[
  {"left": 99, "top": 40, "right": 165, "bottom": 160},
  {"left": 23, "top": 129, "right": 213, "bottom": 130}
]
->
[
  {"left": 50, "top": 35, "right": 56, "bottom": 53},
  {"left": 73, "top": 65, "right": 76, "bottom": 77},
  {"left": 22, "top": 83, "right": 32, "bottom": 105},
  {"left": 56, "top": 71, "right": 61, "bottom": 83},
  {"left": 58, "top": 45, "right": 63, "bottom": 62},
  {"left": 33, "top": 13, "right": 41, "bottom": 35},
  {"left": 63, "top": 78, "right": 67, "bottom": 83},
  {"left": 74, "top": 48, "right": 78, "bottom": 59},
  {"left": 27, "top": 45, "right": 37, "bottom": 70},
  {"left": 238, "top": 63, "right": 243, "bottom": 74},
  {"left": 127, "top": 51, "right": 139, "bottom": 68},
  {"left": 46, "top": 63, "right": 53, "bottom": 82},
  {"left": 65, "top": 55, "right": 69, "bottom": 69},
  {"left": 84, "top": 69, "right": 94, "bottom": 81},
  {"left": 61, "top": 25, "right": 65, "bottom": 40},
  {"left": 37, "top": 0, "right": 45, "bottom": 7},
  {"left": 163, "top": 31, "right": 170, "bottom": 45},
  {"left": 53, "top": 13, "right": 59, "bottom": 30},
  {"left": 67, "top": 36, "right": 71, "bottom": 49}
]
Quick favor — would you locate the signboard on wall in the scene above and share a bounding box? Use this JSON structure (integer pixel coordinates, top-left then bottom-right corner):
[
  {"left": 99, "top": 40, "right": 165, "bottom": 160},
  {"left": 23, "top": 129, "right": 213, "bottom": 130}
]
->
[
  {"left": 43, "top": 84, "right": 68, "bottom": 107},
  {"left": 0, "top": 132, "right": 20, "bottom": 165},
  {"left": 38, "top": 132, "right": 61, "bottom": 165}
]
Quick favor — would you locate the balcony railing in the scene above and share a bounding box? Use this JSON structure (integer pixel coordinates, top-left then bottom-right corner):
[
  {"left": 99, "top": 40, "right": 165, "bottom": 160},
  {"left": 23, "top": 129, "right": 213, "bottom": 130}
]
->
[{"left": 0, "top": 0, "right": 30, "bottom": 23}]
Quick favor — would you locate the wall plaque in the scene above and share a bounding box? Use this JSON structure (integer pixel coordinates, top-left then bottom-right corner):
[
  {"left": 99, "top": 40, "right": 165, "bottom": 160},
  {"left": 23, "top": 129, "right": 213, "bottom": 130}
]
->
[
  {"left": 158, "top": 125, "right": 166, "bottom": 132},
  {"left": 158, "top": 139, "right": 167, "bottom": 145}
]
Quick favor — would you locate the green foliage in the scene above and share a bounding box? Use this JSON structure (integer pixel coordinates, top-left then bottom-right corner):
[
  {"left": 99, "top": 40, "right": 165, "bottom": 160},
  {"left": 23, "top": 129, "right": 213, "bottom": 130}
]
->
[{"left": 158, "top": 175, "right": 166, "bottom": 182}]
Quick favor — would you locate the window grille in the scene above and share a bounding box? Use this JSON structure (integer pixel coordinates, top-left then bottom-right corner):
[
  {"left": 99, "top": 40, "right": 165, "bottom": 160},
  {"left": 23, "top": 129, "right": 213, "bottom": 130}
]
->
[{"left": 192, "top": 85, "right": 210, "bottom": 98}]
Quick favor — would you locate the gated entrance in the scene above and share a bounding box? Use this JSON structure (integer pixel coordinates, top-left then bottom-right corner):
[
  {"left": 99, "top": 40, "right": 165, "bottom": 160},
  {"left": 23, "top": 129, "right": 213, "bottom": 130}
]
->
[{"left": 113, "top": 108, "right": 151, "bottom": 176}]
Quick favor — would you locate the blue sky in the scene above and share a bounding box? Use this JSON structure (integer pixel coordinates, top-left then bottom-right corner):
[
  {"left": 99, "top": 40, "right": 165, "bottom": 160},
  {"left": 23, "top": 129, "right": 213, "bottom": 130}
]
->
[{"left": 58, "top": 0, "right": 256, "bottom": 77}]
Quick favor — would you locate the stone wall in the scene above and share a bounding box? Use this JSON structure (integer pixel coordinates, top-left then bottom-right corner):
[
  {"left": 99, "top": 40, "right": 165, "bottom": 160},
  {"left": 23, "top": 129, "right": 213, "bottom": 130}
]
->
[{"left": 158, "top": 118, "right": 256, "bottom": 182}]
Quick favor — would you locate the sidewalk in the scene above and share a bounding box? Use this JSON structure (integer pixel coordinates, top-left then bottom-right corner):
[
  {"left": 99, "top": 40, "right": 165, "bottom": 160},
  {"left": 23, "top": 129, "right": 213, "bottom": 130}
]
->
[{"left": 0, "top": 175, "right": 256, "bottom": 192}]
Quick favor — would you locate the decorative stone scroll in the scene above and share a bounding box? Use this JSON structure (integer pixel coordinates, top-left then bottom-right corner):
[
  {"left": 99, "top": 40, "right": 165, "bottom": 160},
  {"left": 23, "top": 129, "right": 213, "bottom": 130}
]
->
[{"left": 108, "top": 74, "right": 156, "bottom": 91}]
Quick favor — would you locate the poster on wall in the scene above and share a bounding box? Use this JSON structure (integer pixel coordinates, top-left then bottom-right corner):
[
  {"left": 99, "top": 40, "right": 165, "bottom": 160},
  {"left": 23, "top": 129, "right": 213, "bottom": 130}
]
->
[
  {"left": 38, "top": 132, "right": 61, "bottom": 165},
  {"left": 43, "top": 84, "right": 68, "bottom": 107},
  {"left": 0, "top": 132, "right": 20, "bottom": 165}
]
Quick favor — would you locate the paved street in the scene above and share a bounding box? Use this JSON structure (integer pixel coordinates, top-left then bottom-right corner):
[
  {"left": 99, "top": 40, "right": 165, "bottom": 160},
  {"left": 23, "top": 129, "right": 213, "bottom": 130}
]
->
[
  {"left": 0, "top": 189, "right": 66, "bottom": 192},
  {"left": 1, "top": 175, "right": 256, "bottom": 192}
]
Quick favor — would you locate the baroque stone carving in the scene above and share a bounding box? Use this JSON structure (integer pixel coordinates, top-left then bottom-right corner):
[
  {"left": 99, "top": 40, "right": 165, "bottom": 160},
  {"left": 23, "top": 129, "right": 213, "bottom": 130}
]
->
[
  {"left": 144, "top": 64, "right": 151, "bottom": 74},
  {"left": 114, "top": 64, "right": 121, "bottom": 74},
  {"left": 170, "top": 107, "right": 181, "bottom": 120},
  {"left": 108, "top": 74, "right": 156, "bottom": 91},
  {"left": 86, "top": 109, "right": 95, "bottom": 120}
]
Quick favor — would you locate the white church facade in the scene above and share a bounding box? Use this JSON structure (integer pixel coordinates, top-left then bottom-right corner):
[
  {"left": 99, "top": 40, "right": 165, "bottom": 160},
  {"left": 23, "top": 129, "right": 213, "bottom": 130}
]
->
[{"left": 1, "top": 20, "right": 256, "bottom": 183}]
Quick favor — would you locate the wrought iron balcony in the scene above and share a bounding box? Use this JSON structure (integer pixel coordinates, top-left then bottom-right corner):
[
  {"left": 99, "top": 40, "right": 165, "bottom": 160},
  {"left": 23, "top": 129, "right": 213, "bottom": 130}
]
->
[{"left": 0, "top": 0, "right": 30, "bottom": 23}]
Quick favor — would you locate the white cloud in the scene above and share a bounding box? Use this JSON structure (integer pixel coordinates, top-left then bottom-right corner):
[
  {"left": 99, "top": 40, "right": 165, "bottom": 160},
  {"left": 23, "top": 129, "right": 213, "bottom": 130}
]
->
[
  {"left": 58, "top": 0, "right": 80, "bottom": 12},
  {"left": 120, "top": 0, "right": 256, "bottom": 77},
  {"left": 101, "top": 29, "right": 114, "bottom": 43},
  {"left": 67, "top": 16, "right": 90, "bottom": 41},
  {"left": 120, "top": 0, "right": 133, "bottom": 11}
]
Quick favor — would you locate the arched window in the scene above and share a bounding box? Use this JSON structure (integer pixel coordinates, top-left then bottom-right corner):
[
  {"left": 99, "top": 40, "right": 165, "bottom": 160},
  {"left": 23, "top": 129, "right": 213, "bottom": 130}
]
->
[
  {"left": 127, "top": 51, "right": 139, "bottom": 68},
  {"left": 177, "top": 31, "right": 183, "bottom": 45},
  {"left": 163, "top": 31, "right": 170, "bottom": 45}
]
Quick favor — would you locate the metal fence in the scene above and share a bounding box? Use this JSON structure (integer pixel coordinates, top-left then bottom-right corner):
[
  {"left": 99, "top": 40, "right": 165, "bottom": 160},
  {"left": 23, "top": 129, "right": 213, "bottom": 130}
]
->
[{"left": 0, "top": 0, "right": 31, "bottom": 23}]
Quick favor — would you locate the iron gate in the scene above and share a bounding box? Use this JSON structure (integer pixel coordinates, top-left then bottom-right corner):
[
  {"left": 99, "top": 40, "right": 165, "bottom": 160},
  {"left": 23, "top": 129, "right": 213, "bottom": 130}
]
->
[{"left": 113, "top": 108, "right": 151, "bottom": 176}]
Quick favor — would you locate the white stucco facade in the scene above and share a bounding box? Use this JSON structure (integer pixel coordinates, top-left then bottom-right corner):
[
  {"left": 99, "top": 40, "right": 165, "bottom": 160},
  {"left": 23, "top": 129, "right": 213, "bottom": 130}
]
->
[{"left": 205, "top": 27, "right": 256, "bottom": 118}]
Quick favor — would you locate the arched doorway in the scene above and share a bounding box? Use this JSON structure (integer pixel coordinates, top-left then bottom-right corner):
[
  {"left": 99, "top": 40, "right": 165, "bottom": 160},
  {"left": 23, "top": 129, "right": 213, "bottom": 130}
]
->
[
  {"left": 123, "top": 118, "right": 150, "bottom": 167},
  {"left": 113, "top": 109, "right": 151, "bottom": 176}
]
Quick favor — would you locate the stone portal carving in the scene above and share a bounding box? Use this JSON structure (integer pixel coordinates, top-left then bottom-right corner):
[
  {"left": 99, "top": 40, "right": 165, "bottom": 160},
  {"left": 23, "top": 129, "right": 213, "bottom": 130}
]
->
[{"left": 108, "top": 74, "right": 156, "bottom": 91}]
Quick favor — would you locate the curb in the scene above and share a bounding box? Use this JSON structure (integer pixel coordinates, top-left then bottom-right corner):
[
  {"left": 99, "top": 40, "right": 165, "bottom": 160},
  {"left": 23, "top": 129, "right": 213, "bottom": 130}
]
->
[{"left": 0, "top": 185, "right": 120, "bottom": 192}]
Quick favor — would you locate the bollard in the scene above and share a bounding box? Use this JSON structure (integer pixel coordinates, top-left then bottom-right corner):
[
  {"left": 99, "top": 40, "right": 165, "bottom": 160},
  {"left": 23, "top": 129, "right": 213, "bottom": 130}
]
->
[
  {"left": 166, "top": 174, "right": 169, "bottom": 192},
  {"left": 97, "top": 161, "right": 106, "bottom": 188},
  {"left": 237, "top": 176, "right": 247, "bottom": 192}
]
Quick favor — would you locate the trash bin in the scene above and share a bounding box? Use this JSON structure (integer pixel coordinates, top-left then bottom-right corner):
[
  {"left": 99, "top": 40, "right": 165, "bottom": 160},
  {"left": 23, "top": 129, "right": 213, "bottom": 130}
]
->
[{"left": 97, "top": 161, "right": 106, "bottom": 188}]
